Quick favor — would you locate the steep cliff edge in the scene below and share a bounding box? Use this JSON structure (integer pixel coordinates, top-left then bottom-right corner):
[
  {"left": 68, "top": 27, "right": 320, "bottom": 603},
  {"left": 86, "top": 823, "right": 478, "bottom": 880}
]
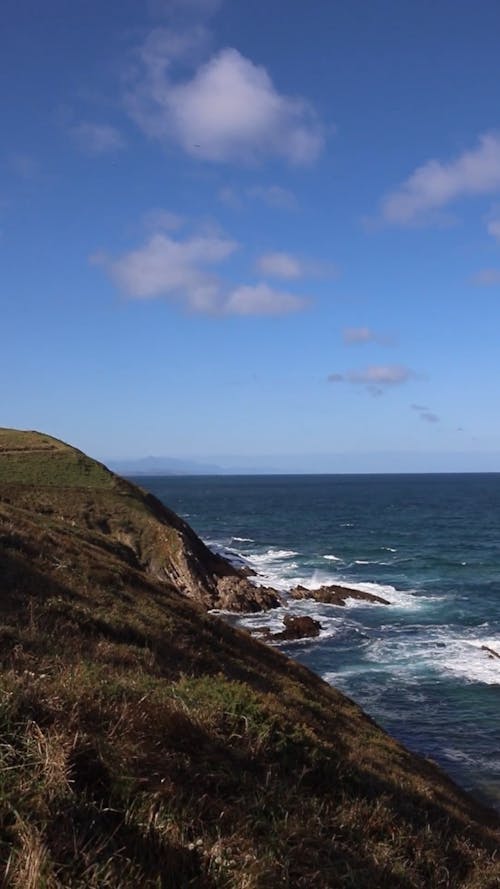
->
[
  {"left": 0, "top": 428, "right": 279, "bottom": 612},
  {"left": 0, "top": 428, "right": 499, "bottom": 888}
]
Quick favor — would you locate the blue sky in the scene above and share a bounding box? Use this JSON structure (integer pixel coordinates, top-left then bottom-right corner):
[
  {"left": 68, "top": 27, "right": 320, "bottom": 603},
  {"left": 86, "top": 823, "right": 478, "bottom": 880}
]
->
[{"left": 2, "top": 0, "right": 500, "bottom": 470}]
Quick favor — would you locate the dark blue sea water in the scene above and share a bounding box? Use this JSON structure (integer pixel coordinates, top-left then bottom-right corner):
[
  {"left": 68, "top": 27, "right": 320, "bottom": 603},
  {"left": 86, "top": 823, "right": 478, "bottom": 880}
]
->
[{"left": 133, "top": 474, "right": 500, "bottom": 809}]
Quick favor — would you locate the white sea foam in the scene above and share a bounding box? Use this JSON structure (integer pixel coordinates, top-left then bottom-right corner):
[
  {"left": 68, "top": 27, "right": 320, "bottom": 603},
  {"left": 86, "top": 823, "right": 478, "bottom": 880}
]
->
[
  {"left": 207, "top": 537, "right": 421, "bottom": 609},
  {"left": 250, "top": 548, "right": 299, "bottom": 563},
  {"left": 232, "top": 536, "right": 254, "bottom": 543},
  {"left": 339, "top": 581, "right": 420, "bottom": 609},
  {"left": 244, "top": 549, "right": 302, "bottom": 591},
  {"left": 364, "top": 626, "right": 500, "bottom": 686},
  {"left": 439, "top": 638, "right": 500, "bottom": 685},
  {"left": 232, "top": 599, "right": 345, "bottom": 646}
]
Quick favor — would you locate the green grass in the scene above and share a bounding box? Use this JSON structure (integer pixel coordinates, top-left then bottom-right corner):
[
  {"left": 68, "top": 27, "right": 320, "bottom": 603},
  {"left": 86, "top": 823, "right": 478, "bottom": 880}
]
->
[
  {"left": 0, "top": 428, "right": 499, "bottom": 887},
  {"left": 0, "top": 429, "right": 115, "bottom": 488}
]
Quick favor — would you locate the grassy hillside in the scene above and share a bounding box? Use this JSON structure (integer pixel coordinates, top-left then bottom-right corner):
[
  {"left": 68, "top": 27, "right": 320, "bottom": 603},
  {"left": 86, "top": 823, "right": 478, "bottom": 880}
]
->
[
  {"left": 0, "top": 429, "right": 115, "bottom": 488},
  {"left": 0, "top": 428, "right": 257, "bottom": 612},
  {"left": 0, "top": 429, "right": 499, "bottom": 888}
]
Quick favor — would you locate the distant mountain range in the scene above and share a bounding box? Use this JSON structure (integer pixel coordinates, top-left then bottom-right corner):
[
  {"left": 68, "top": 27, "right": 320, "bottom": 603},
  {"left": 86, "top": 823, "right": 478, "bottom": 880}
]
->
[
  {"left": 107, "top": 456, "right": 228, "bottom": 475},
  {"left": 107, "top": 456, "right": 282, "bottom": 475},
  {"left": 106, "top": 451, "right": 500, "bottom": 476}
]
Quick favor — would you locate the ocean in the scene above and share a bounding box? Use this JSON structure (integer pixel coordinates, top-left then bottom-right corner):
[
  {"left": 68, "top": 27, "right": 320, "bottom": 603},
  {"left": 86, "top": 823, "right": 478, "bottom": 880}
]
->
[{"left": 132, "top": 473, "right": 500, "bottom": 810}]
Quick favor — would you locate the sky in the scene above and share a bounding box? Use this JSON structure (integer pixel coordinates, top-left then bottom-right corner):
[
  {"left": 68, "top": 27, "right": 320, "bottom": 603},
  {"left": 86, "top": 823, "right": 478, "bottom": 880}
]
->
[{"left": 2, "top": 0, "right": 500, "bottom": 471}]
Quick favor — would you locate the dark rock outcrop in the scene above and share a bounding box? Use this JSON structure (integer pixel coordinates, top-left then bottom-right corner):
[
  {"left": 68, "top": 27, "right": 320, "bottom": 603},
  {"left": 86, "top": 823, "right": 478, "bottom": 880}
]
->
[
  {"left": 275, "top": 614, "right": 322, "bottom": 640},
  {"left": 0, "top": 429, "right": 280, "bottom": 615},
  {"left": 290, "top": 583, "right": 390, "bottom": 607},
  {"left": 256, "top": 614, "right": 322, "bottom": 641},
  {"left": 481, "top": 645, "right": 500, "bottom": 660},
  {"left": 214, "top": 576, "right": 282, "bottom": 612}
]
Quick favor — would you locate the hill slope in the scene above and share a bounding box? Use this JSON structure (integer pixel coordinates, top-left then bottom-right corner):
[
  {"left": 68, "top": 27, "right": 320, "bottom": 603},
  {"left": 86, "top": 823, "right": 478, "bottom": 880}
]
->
[
  {"left": 0, "top": 428, "right": 499, "bottom": 888},
  {"left": 0, "top": 428, "right": 278, "bottom": 613}
]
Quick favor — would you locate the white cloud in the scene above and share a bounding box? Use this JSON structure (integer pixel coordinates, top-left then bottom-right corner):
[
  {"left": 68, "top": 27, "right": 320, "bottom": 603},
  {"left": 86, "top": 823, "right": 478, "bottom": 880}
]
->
[
  {"left": 71, "top": 122, "right": 125, "bottom": 155},
  {"left": 127, "top": 33, "right": 324, "bottom": 165},
  {"left": 224, "top": 283, "right": 306, "bottom": 316},
  {"left": 136, "top": 23, "right": 208, "bottom": 73},
  {"left": 94, "top": 231, "right": 236, "bottom": 301},
  {"left": 256, "top": 252, "right": 303, "bottom": 279},
  {"left": 256, "top": 250, "right": 335, "bottom": 280},
  {"left": 380, "top": 133, "right": 500, "bottom": 225},
  {"left": 92, "top": 229, "right": 306, "bottom": 317},
  {"left": 471, "top": 267, "right": 500, "bottom": 286}
]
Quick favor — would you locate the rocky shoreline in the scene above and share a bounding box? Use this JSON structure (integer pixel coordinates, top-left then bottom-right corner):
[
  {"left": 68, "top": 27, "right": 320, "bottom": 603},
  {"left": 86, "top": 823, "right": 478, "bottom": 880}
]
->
[{"left": 215, "top": 565, "right": 392, "bottom": 638}]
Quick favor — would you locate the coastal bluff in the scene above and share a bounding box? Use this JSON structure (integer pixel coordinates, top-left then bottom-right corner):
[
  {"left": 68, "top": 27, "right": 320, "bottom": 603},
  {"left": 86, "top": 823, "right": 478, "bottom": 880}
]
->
[
  {"left": 0, "top": 428, "right": 279, "bottom": 613},
  {"left": 1, "top": 427, "right": 499, "bottom": 888}
]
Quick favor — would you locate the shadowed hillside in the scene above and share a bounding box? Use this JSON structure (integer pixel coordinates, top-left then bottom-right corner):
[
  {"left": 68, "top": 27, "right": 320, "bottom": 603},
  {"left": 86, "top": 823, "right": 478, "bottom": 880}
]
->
[{"left": 0, "top": 428, "right": 499, "bottom": 888}]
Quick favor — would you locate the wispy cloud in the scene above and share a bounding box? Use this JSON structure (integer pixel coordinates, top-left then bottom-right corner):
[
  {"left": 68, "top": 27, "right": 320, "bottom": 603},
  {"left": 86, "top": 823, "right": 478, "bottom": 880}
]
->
[
  {"left": 470, "top": 268, "right": 500, "bottom": 286},
  {"left": 247, "top": 185, "right": 298, "bottom": 209},
  {"left": 256, "top": 252, "right": 303, "bottom": 279},
  {"left": 126, "top": 29, "right": 324, "bottom": 165},
  {"left": 71, "top": 122, "right": 125, "bottom": 155},
  {"left": 92, "top": 228, "right": 307, "bottom": 316},
  {"left": 345, "top": 366, "right": 414, "bottom": 385},
  {"left": 328, "top": 364, "right": 415, "bottom": 396},
  {"left": 142, "top": 208, "right": 184, "bottom": 231},
  {"left": 224, "top": 283, "right": 306, "bottom": 316},
  {"left": 256, "top": 251, "right": 335, "bottom": 280},
  {"left": 219, "top": 184, "right": 298, "bottom": 211},
  {"left": 487, "top": 217, "right": 500, "bottom": 242},
  {"left": 379, "top": 132, "right": 500, "bottom": 225},
  {"left": 218, "top": 187, "right": 243, "bottom": 209},
  {"left": 342, "top": 326, "right": 392, "bottom": 345},
  {"left": 411, "top": 403, "right": 439, "bottom": 423}
]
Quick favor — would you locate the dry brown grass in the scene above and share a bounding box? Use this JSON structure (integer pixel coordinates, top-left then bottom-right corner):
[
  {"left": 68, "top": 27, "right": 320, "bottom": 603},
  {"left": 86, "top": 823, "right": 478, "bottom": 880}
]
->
[{"left": 0, "top": 429, "right": 500, "bottom": 887}]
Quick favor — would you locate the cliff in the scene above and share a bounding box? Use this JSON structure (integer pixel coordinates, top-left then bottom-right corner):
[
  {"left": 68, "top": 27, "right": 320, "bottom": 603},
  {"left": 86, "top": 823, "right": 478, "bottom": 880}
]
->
[
  {"left": 0, "top": 428, "right": 279, "bottom": 613},
  {"left": 0, "top": 427, "right": 499, "bottom": 888}
]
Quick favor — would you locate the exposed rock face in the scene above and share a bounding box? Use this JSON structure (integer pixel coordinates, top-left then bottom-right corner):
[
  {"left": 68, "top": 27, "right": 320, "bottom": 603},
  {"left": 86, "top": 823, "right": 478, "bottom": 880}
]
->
[
  {"left": 214, "top": 576, "right": 282, "bottom": 612},
  {"left": 481, "top": 645, "right": 500, "bottom": 660},
  {"left": 290, "top": 583, "right": 390, "bottom": 607},
  {"left": 3, "top": 428, "right": 500, "bottom": 887},
  {"left": 275, "top": 614, "right": 322, "bottom": 640},
  {"left": 255, "top": 614, "right": 322, "bottom": 641},
  {"left": 0, "top": 428, "right": 277, "bottom": 614},
  {"left": 0, "top": 429, "right": 394, "bottom": 617}
]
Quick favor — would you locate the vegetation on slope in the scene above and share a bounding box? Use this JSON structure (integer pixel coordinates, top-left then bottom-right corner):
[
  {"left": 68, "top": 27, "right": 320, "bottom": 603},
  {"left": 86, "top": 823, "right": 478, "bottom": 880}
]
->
[
  {"left": 0, "top": 428, "right": 273, "bottom": 612},
  {"left": 0, "top": 428, "right": 499, "bottom": 888}
]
